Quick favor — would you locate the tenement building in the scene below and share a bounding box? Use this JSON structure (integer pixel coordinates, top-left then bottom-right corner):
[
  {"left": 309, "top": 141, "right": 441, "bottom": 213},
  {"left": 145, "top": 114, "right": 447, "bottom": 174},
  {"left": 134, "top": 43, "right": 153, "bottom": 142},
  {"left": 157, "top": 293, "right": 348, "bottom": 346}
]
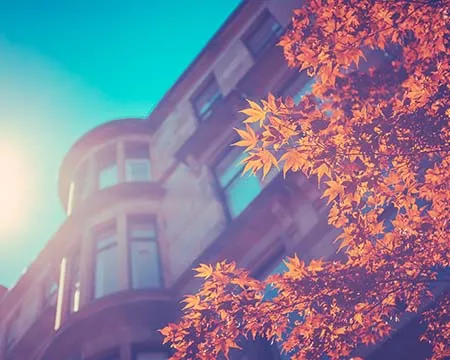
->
[{"left": 0, "top": 1, "right": 432, "bottom": 359}]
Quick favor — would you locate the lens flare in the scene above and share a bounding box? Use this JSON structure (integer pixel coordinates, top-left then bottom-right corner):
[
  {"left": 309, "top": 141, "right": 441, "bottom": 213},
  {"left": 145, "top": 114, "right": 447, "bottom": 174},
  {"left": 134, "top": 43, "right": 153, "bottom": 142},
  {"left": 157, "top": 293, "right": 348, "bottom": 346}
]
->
[{"left": 0, "top": 143, "right": 30, "bottom": 234}]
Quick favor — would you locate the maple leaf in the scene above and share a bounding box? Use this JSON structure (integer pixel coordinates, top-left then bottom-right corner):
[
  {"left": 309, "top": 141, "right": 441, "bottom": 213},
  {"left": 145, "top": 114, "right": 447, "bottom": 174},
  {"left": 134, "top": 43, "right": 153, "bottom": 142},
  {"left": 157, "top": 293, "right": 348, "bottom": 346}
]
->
[
  {"left": 182, "top": 295, "right": 201, "bottom": 310},
  {"left": 308, "top": 258, "right": 324, "bottom": 274},
  {"left": 240, "top": 99, "right": 266, "bottom": 125},
  {"left": 233, "top": 124, "right": 258, "bottom": 152},
  {"left": 194, "top": 263, "right": 214, "bottom": 279},
  {"left": 284, "top": 254, "right": 308, "bottom": 279},
  {"left": 321, "top": 180, "right": 344, "bottom": 204},
  {"left": 354, "top": 312, "right": 363, "bottom": 325}
]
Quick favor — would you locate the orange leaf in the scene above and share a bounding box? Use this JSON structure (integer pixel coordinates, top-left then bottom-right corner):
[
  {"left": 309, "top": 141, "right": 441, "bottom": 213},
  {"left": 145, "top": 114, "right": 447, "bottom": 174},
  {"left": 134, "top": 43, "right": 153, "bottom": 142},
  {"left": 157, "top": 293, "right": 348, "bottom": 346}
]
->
[{"left": 193, "top": 263, "right": 214, "bottom": 279}]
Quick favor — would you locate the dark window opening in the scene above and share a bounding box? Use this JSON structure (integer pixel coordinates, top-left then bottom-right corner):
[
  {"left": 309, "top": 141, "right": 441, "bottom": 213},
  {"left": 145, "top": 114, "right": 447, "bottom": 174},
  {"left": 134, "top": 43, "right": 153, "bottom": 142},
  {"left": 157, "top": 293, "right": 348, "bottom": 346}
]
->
[
  {"left": 191, "top": 75, "right": 223, "bottom": 121},
  {"left": 244, "top": 11, "right": 283, "bottom": 57}
]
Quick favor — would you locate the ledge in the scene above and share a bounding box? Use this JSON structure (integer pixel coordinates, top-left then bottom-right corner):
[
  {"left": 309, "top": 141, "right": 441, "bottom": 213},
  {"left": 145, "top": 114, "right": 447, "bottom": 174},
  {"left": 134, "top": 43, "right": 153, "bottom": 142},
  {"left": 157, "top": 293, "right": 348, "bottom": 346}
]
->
[
  {"left": 37, "top": 290, "right": 176, "bottom": 360},
  {"left": 70, "top": 181, "right": 166, "bottom": 218}
]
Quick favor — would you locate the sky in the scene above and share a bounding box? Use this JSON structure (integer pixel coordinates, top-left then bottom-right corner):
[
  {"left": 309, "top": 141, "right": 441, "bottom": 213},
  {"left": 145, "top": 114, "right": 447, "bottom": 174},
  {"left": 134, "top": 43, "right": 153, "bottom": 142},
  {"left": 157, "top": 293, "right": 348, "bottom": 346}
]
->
[{"left": 0, "top": 0, "right": 242, "bottom": 288}]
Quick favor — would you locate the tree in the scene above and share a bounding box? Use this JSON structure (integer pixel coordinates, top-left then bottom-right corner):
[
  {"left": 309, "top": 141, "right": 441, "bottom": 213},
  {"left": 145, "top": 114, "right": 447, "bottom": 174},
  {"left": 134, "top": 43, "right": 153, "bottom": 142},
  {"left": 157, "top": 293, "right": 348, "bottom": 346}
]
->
[{"left": 161, "top": 0, "right": 450, "bottom": 359}]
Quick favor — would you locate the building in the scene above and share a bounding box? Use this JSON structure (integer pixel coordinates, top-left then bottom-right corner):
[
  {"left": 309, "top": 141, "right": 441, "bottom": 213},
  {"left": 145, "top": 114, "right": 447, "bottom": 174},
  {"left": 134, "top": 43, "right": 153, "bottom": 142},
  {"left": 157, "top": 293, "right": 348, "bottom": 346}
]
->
[{"left": 0, "top": 1, "right": 433, "bottom": 359}]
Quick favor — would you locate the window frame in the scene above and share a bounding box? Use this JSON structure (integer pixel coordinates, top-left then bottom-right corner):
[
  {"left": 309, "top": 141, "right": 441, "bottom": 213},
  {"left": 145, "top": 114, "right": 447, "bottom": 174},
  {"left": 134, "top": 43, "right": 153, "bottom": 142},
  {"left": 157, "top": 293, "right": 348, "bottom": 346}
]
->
[
  {"left": 190, "top": 74, "right": 223, "bottom": 122},
  {"left": 95, "top": 144, "right": 119, "bottom": 190},
  {"left": 124, "top": 141, "right": 152, "bottom": 182},
  {"left": 92, "top": 221, "right": 119, "bottom": 299},
  {"left": 127, "top": 215, "right": 164, "bottom": 290},
  {"left": 213, "top": 143, "right": 264, "bottom": 221},
  {"left": 242, "top": 9, "right": 284, "bottom": 59},
  {"left": 74, "top": 160, "right": 89, "bottom": 200},
  {"left": 68, "top": 247, "right": 81, "bottom": 315},
  {"left": 279, "top": 71, "right": 316, "bottom": 105}
]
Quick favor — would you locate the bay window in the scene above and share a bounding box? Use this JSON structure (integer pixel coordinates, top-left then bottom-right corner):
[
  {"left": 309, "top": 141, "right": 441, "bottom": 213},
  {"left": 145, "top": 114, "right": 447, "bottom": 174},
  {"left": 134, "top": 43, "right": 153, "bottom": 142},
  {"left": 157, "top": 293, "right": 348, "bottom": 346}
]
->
[
  {"left": 128, "top": 216, "right": 162, "bottom": 289},
  {"left": 94, "top": 222, "right": 119, "bottom": 298},
  {"left": 125, "top": 142, "right": 151, "bottom": 182}
]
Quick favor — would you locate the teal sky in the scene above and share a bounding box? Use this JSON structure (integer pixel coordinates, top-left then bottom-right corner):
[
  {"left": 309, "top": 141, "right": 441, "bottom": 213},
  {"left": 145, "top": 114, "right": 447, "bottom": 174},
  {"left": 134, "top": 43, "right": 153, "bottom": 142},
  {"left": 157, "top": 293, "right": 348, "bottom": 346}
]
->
[{"left": 0, "top": 0, "right": 242, "bottom": 288}]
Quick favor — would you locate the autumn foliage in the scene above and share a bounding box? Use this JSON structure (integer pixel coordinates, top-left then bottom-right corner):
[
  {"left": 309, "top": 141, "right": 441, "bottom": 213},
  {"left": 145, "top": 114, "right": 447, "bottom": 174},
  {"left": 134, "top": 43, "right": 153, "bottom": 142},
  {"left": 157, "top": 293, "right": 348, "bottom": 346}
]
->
[{"left": 161, "top": 0, "right": 450, "bottom": 359}]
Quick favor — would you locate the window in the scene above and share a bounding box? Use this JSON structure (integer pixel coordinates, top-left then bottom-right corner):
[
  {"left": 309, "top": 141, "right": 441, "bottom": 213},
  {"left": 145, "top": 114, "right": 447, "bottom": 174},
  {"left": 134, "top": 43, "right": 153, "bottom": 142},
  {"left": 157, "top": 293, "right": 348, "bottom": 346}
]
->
[
  {"left": 125, "top": 142, "right": 151, "bottom": 182},
  {"left": 96, "top": 145, "right": 118, "bottom": 189},
  {"left": 68, "top": 250, "right": 81, "bottom": 314},
  {"left": 244, "top": 11, "right": 283, "bottom": 57},
  {"left": 43, "top": 268, "right": 58, "bottom": 307},
  {"left": 215, "top": 146, "right": 262, "bottom": 218},
  {"left": 94, "top": 223, "right": 119, "bottom": 298},
  {"left": 281, "top": 71, "right": 316, "bottom": 105},
  {"left": 75, "top": 161, "right": 89, "bottom": 200},
  {"left": 134, "top": 352, "right": 168, "bottom": 360},
  {"left": 128, "top": 216, "right": 162, "bottom": 289},
  {"left": 192, "top": 75, "right": 223, "bottom": 121}
]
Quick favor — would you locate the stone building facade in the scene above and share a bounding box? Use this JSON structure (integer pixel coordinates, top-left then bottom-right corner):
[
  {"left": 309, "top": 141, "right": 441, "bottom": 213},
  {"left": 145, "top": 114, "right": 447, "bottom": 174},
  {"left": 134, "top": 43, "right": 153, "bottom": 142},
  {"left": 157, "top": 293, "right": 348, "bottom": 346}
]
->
[{"left": 0, "top": 1, "right": 431, "bottom": 359}]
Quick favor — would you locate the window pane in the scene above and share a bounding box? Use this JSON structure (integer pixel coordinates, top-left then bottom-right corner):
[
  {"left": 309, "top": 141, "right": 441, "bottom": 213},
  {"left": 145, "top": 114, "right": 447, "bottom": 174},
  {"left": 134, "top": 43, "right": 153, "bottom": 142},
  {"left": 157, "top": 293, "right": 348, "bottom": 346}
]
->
[
  {"left": 69, "top": 253, "right": 81, "bottom": 314},
  {"left": 282, "top": 72, "right": 315, "bottom": 105},
  {"left": 126, "top": 159, "right": 151, "bottom": 182},
  {"left": 225, "top": 174, "right": 261, "bottom": 217},
  {"left": 75, "top": 161, "right": 88, "bottom": 199},
  {"left": 97, "top": 145, "right": 118, "bottom": 189},
  {"left": 95, "top": 226, "right": 117, "bottom": 251},
  {"left": 125, "top": 142, "right": 151, "bottom": 182},
  {"left": 193, "top": 77, "right": 222, "bottom": 120},
  {"left": 94, "top": 224, "right": 119, "bottom": 298},
  {"left": 245, "top": 12, "right": 283, "bottom": 56},
  {"left": 215, "top": 148, "right": 247, "bottom": 188},
  {"left": 129, "top": 219, "right": 156, "bottom": 239},
  {"left": 95, "top": 246, "right": 119, "bottom": 298},
  {"left": 136, "top": 353, "right": 168, "bottom": 360},
  {"left": 99, "top": 165, "right": 118, "bottom": 189},
  {"left": 131, "top": 241, "right": 161, "bottom": 289}
]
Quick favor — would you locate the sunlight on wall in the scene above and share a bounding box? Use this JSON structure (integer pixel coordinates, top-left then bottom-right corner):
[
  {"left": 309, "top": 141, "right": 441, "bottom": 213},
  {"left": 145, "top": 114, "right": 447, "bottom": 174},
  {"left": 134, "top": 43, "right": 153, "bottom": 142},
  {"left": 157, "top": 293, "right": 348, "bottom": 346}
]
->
[{"left": 54, "top": 257, "right": 67, "bottom": 331}]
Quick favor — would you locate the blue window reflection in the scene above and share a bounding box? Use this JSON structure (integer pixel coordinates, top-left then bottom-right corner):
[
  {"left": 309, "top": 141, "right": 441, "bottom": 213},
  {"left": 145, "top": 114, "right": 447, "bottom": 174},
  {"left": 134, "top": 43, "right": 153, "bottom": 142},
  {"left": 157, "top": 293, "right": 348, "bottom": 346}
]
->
[{"left": 215, "top": 147, "right": 262, "bottom": 218}]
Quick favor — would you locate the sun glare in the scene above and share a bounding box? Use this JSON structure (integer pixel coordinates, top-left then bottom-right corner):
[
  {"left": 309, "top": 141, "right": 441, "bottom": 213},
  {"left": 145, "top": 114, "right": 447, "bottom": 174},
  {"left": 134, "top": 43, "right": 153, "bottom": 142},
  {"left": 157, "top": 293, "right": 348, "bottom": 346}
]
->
[{"left": 0, "top": 143, "right": 30, "bottom": 234}]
